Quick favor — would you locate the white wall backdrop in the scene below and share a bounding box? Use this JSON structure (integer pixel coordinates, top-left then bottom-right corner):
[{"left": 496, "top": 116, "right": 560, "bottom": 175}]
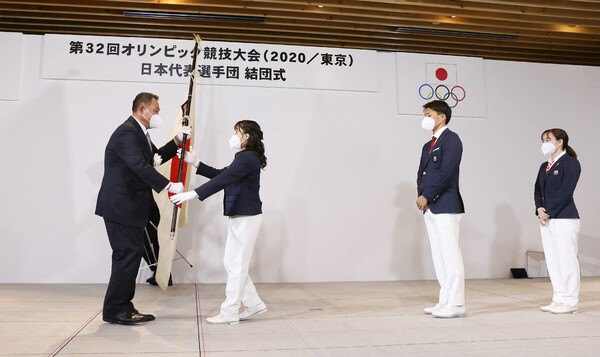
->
[{"left": 1, "top": 34, "right": 599, "bottom": 284}]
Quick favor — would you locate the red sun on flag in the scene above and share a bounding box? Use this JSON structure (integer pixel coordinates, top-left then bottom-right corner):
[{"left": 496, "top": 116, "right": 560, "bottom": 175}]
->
[
  {"left": 435, "top": 68, "right": 448, "bottom": 81},
  {"left": 426, "top": 63, "right": 457, "bottom": 85}
]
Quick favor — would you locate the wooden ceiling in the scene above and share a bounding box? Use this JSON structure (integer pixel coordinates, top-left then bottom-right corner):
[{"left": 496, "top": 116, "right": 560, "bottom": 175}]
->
[{"left": 1, "top": 0, "right": 599, "bottom": 66}]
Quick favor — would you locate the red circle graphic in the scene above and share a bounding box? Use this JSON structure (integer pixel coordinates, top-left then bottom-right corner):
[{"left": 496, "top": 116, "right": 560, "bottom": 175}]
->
[{"left": 435, "top": 68, "right": 448, "bottom": 81}]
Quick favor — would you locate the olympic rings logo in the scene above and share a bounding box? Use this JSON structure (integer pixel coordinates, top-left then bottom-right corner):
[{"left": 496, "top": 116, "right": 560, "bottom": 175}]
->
[{"left": 418, "top": 84, "right": 466, "bottom": 108}]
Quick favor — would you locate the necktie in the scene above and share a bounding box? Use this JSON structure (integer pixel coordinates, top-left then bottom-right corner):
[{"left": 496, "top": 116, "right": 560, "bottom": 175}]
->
[
  {"left": 429, "top": 136, "right": 437, "bottom": 152},
  {"left": 546, "top": 160, "right": 554, "bottom": 173},
  {"left": 421, "top": 136, "right": 437, "bottom": 191},
  {"left": 146, "top": 132, "right": 152, "bottom": 151}
]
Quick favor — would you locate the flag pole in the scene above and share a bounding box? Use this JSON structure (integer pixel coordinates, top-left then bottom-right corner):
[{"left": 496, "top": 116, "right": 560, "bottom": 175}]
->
[{"left": 170, "top": 34, "right": 201, "bottom": 240}]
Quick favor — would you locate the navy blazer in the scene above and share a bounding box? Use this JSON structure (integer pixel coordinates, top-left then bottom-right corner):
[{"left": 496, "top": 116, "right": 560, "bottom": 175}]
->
[
  {"left": 417, "top": 128, "right": 465, "bottom": 214},
  {"left": 534, "top": 153, "right": 580, "bottom": 219},
  {"left": 194, "top": 150, "right": 262, "bottom": 216},
  {"left": 95, "top": 116, "right": 178, "bottom": 227}
]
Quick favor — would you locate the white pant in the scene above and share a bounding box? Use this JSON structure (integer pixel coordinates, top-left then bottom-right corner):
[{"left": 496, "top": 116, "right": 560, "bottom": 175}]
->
[
  {"left": 540, "top": 219, "right": 580, "bottom": 306},
  {"left": 423, "top": 209, "right": 465, "bottom": 306},
  {"left": 220, "top": 214, "right": 264, "bottom": 318}
]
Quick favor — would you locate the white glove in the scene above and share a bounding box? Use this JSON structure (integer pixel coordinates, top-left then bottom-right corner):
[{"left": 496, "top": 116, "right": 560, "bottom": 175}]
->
[
  {"left": 170, "top": 191, "right": 198, "bottom": 205},
  {"left": 153, "top": 153, "right": 163, "bottom": 168},
  {"left": 177, "top": 126, "right": 192, "bottom": 142},
  {"left": 167, "top": 182, "right": 184, "bottom": 194},
  {"left": 177, "top": 145, "right": 200, "bottom": 167}
]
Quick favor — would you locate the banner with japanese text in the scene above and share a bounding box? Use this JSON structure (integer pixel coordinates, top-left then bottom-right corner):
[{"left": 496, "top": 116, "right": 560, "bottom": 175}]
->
[{"left": 42, "top": 34, "right": 378, "bottom": 92}]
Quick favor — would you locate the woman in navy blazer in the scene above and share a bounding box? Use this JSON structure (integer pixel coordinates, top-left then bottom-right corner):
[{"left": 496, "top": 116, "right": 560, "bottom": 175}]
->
[
  {"left": 171, "top": 120, "right": 267, "bottom": 324},
  {"left": 535, "top": 128, "right": 581, "bottom": 314}
]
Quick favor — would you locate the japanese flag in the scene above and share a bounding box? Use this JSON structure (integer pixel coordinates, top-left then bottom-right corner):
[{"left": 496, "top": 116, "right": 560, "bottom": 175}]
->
[
  {"left": 396, "top": 52, "right": 486, "bottom": 117},
  {"left": 153, "top": 80, "right": 196, "bottom": 291},
  {"left": 426, "top": 63, "right": 457, "bottom": 85}
]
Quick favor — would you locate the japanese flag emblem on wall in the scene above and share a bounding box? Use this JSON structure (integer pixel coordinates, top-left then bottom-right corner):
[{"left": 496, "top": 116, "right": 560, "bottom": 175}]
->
[
  {"left": 426, "top": 63, "right": 457, "bottom": 85},
  {"left": 396, "top": 53, "right": 487, "bottom": 118}
]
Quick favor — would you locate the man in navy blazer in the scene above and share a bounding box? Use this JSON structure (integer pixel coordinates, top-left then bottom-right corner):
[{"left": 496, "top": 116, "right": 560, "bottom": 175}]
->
[
  {"left": 416, "top": 100, "right": 466, "bottom": 319},
  {"left": 95, "top": 92, "right": 185, "bottom": 325},
  {"left": 417, "top": 128, "right": 465, "bottom": 215}
]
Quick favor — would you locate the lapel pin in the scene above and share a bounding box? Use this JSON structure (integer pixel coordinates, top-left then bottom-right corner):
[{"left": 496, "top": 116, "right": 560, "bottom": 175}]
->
[{"left": 553, "top": 170, "right": 559, "bottom": 175}]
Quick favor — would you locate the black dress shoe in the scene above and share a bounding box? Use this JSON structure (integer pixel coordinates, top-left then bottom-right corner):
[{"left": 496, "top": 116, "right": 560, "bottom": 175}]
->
[
  {"left": 146, "top": 275, "right": 173, "bottom": 286},
  {"left": 103, "top": 312, "right": 145, "bottom": 325},
  {"left": 133, "top": 311, "right": 156, "bottom": 322}
]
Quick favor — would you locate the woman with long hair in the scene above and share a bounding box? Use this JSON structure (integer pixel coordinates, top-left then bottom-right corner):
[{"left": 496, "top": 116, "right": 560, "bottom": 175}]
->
[
  {"left": 534, "top": 128, "right": 581, "bottom": 314},
  {"left": 171, "top": 120, "right": 267, "bottom": 324}
]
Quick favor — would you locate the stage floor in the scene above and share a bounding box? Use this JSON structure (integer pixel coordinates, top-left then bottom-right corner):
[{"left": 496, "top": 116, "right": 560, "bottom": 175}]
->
[{"left": 1, "top": 278, "right": 599, "bottom": 356}]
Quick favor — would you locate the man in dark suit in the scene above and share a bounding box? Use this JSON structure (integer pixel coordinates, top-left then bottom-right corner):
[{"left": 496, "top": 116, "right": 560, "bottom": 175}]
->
[
  {"left": 416, "top": 100, "right": 466, "bottom": 319},
  {"left": 96, "top": 92, "right": 186, "bottom": 325}
]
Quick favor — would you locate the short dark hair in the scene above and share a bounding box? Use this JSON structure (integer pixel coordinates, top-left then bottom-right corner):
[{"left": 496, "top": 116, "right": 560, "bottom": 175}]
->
[
  {"left": 132, "top": 92, "right": 158, "bottom": 113},
  {"left": 423, "top": 100, "right": 452, "bottom": 124}
]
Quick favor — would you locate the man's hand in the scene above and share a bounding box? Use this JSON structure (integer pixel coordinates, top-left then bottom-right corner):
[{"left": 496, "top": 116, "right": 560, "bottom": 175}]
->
[
  {"left": 176, "top": 126, "right": 192, "bottom": 142},
  {"left": 416, "top": 195, "right": 429, "bottom": 211},
  {"left": 167, "top": 182, "right": 184, "bottom": 194},
  {"left": 538, "top": 207, "right": 550, "bottom": 226},
  {"left": 153, "top": 153, "right": 163, "bottom": 168},
  {"left": 170, "top": 191, "right": 198, "bottom": 205},
  {"left": 177, "top": 145, "right": 200, "bottom": 167}
]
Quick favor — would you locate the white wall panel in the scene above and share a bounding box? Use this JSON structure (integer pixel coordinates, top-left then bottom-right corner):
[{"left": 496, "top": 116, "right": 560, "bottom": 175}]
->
[{"left": 0, "top": 35, "right": 599, "bottom": 283}]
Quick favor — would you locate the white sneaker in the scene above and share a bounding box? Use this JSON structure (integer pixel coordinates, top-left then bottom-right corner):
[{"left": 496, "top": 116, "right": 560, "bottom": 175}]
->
[
  {"left": 540, "top": 301, "right": 559, "bottom": 312},
  {"left": 240, "top": 302, "right": 267, "bottom": 321},
  {"left": 550, "top": 303, "right": 577, "bottom": 314},
  {"left": 206, "top": 314, "right": 239, "bottom": 325},
  {"left": 424, "top": 303, "right": 445, "bottom": 315},
  {"left": 432, "top": 305, "right": 466, "bottom": 318}
]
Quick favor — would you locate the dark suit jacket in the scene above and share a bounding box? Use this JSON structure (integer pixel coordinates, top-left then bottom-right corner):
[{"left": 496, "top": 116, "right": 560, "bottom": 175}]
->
[
  {"left": 417, "top": 128, "right": 465, "bottom": 214},
  {"left": 194, "top": 151, "right": 262, "bottom": 216},
  {"left": 534, "top": 153, "right": 580, "bottom": 219},
  {"left": 95, "top": 116, "right": 178, "bottom": 227}
]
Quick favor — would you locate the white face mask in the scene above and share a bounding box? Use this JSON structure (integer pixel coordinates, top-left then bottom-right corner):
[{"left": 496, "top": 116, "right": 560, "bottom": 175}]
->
[
  {"left": 142, "top": 107, "right": 162, "bottom": 129},
  {"left": 421, "top": 115, "right": 443, "bottom": 131},
  {"left": 229, "top": 134, "right": 242, "bottom": 150},
  {"left": 541, "top": 142, "right": 557, "bottom": 156}
]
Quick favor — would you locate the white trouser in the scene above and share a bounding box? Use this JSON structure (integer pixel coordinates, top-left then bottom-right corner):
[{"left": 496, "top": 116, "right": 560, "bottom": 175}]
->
[
  {"left": 220, "top": 214, "right": 264, "bottom": 318},
  {"left": 423, "top": 209, "right": 465, "bottom": 306},
  {"left": 540, "top": 219, "right": 580, "bottom": 306}
]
